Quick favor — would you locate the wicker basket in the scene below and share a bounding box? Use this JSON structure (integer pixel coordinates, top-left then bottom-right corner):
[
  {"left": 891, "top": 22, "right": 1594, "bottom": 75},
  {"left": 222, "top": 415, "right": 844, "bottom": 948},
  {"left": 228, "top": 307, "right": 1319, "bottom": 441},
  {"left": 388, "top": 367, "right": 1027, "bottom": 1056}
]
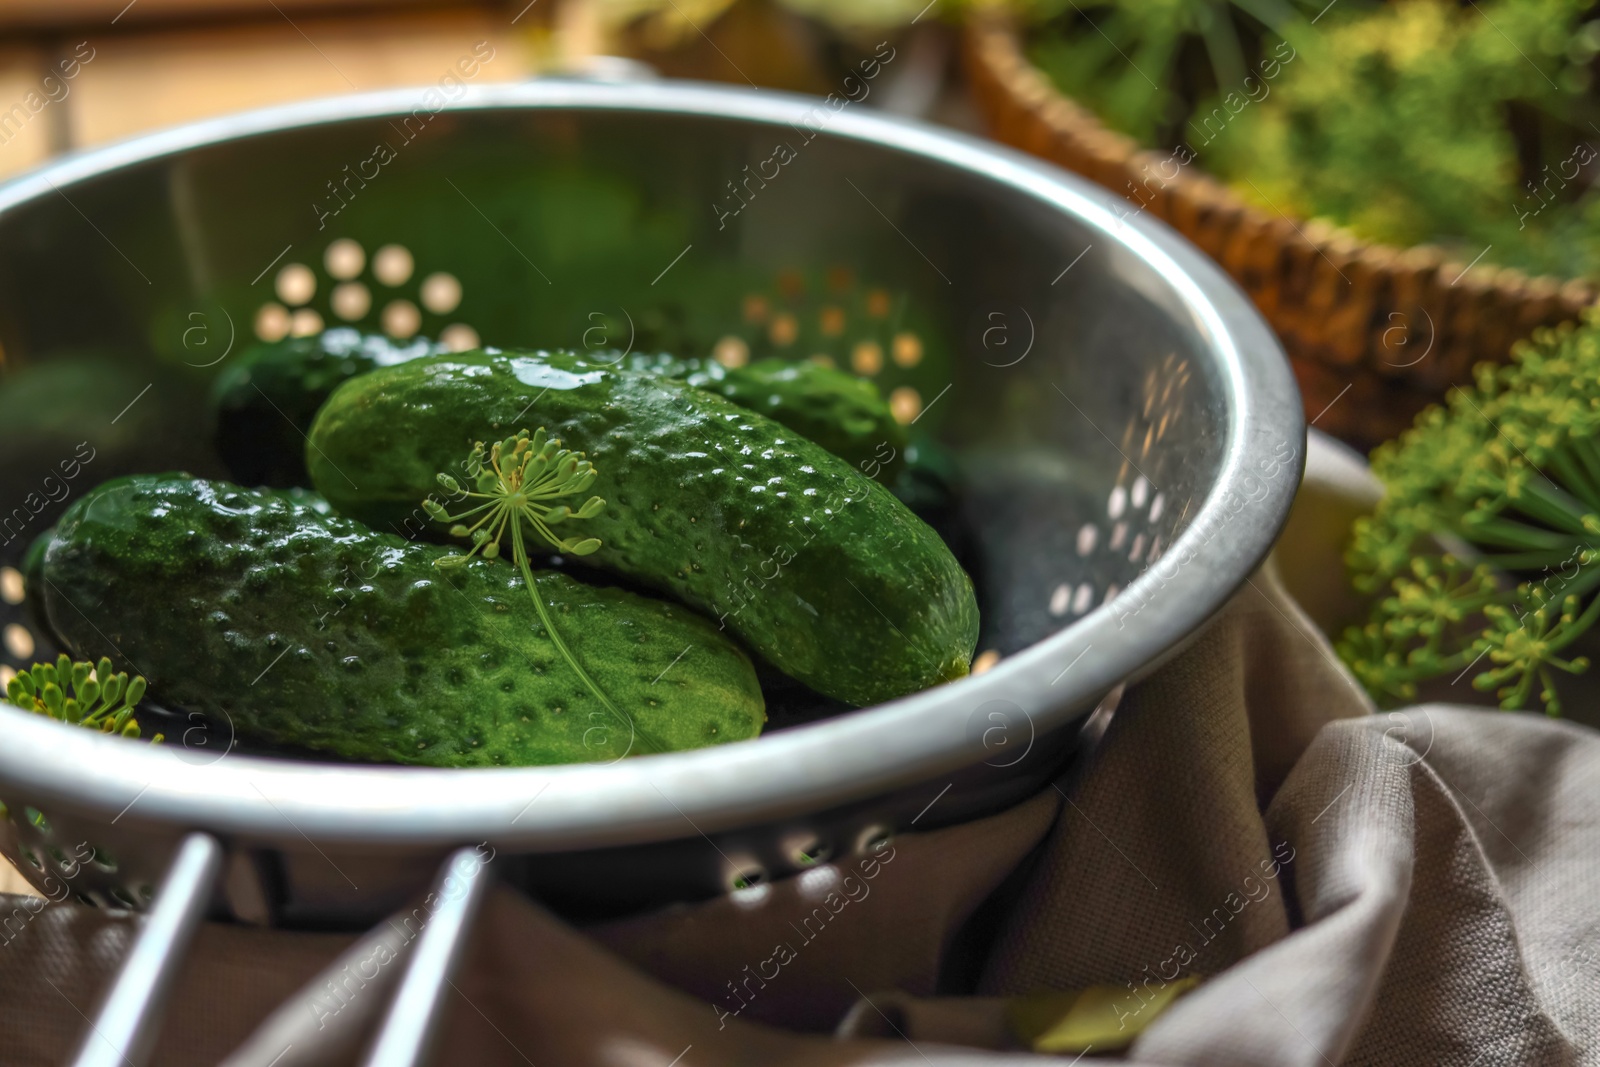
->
[{"left": 963, "top": 16, "right": 1598, "bottom": 449}]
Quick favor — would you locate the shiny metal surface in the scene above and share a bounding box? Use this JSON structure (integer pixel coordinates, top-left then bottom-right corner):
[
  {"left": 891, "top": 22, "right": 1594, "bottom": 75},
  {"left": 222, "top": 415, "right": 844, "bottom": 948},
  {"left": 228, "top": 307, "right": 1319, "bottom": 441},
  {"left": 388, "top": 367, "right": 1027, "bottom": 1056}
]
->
[
  {"left": 219, "top": 905, "right": 421, "bottom": 1067},
  {"left": 360, "top": 847, "right": 494, "bottom": 1067},
  {"left": 0, "top": 81, "right": 1303, "bottom": 923},
  {"left": 67, "top": 833, "right": 223, "bottom": 1067}
]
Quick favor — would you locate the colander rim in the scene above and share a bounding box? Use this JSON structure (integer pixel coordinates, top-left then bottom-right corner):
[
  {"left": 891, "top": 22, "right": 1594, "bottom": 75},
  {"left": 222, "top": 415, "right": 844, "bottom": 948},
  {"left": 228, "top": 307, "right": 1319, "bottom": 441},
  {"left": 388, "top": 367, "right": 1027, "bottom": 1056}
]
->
[{"left": 0, "top": 78, "right": 1303, "bottom": 849}]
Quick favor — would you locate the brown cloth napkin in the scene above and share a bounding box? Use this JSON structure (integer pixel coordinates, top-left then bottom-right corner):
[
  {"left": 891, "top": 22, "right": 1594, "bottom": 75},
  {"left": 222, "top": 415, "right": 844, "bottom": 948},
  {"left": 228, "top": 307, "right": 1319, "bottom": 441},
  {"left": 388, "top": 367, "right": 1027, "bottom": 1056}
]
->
[{"left": 3, "top": 497, "right": 1598, "bottom": 1064}]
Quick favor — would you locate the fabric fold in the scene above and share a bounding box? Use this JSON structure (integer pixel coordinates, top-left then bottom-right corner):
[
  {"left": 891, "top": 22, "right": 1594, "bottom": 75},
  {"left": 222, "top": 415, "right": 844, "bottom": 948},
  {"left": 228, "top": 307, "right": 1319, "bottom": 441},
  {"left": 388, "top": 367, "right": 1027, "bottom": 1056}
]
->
[{"left": 2, "top": 526, "right": 1596, "bottom": 1065}]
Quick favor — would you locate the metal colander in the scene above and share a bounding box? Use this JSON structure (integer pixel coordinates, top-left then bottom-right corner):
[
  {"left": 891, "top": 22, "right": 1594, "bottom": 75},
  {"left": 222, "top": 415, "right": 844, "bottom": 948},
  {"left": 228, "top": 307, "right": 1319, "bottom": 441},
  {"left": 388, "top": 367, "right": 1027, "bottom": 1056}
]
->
[{"left": 0, "top": 81, "right": 1301, "bottom": 1065}]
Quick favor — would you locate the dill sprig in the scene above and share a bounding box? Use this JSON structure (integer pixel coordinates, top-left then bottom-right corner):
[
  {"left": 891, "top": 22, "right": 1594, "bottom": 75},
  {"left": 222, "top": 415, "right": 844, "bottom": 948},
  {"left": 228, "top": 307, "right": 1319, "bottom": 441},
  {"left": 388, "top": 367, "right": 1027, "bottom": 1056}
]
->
[
  {"left": 1339, "top": 309, "right": 1600, "bottom": 715},
  {"left": 4, "top": 654, "right": 164, "bottom": 742},
  {"left": 425, "top": 428, "right": 661, "bottom": 756},
  {"left": 425, "top": 428, "right": 605, "bottom": 564}
]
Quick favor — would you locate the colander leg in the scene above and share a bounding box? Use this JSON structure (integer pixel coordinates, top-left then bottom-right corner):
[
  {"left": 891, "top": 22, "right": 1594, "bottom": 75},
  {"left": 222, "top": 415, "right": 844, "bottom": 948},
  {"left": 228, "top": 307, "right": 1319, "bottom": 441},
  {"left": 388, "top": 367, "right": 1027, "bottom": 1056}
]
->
[
  {"left": 68, "top": 831, "right": 224, "bottom": 1067},
  {"left": 358, "top": 846, "right": 494, "bottom": 1067}
]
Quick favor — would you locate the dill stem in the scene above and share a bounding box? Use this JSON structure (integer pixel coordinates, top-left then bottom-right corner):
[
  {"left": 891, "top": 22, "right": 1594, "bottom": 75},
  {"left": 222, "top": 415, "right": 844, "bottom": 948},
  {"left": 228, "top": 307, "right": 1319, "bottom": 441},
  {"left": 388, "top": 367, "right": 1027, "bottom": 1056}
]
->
[
  {"left": 1546, "top": 447, "right": 1600, "bottom": 514},
  {"left": 1572, "top": 435, "right": 1600, "bottom": 498},
  {"left": 1536, "top": 559, "right": 1600, "bottom": 603},
  {"left": 1464, "top": 515, "right": 1575, "bottom": 551},
  {"left": 1482, "top": 548, "right": 1585, "bottom": 571},
  {"left": 1513, "top": 476, "right": 1592, "bottom": 536},
  {"left": 1548, "top": 593, "right": 1600, "bottom": 655},
  {"left": 509, "top": 521, "right": 663, "bottom": 756}
]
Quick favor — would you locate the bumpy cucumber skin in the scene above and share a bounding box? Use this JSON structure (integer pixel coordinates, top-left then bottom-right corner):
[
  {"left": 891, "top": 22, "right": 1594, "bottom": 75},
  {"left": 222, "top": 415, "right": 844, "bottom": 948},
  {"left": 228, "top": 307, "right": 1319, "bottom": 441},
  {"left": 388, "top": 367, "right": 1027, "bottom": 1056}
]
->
[
  {"left": 307, "top": 351, "right": 977, "bottom": 706},
  {"left": 622, "top": 354, "right": 906, "bottom": 480},
  {"left": 32, "top": 474, "right": 763, "bottom": 766},
  {"left": 212, "top": 330, "right": 437, "bottom": 487},
  {"left": 210, "top": 329, "right": 902, "bottom": 488}
]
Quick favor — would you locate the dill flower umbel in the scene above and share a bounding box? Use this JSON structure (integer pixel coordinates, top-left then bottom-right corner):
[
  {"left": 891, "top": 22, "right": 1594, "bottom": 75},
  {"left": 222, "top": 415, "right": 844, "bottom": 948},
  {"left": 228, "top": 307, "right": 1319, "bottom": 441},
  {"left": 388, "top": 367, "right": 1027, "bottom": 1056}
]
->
[
  {"left": 4, "top": 655, "right": 162, "bottom": 741},
  {"left": 1338, "top": 310, "right": 1600, "bottom": 714}
]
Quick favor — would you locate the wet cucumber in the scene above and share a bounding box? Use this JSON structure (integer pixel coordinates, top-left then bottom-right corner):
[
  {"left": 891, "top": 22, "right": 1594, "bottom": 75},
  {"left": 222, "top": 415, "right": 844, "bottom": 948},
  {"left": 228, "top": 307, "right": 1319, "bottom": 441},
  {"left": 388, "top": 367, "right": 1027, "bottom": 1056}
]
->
[
  {"left": 307, "top": 350, "right": 977, "bottom": 706},
  {"left": 30, "top": 474, "right": 763, "bottom": 766},
  {"left": 210, "top": 330, "right": 903, "bottom": 487},
  {"left": 620, "top": 354, "right": 906, "bottom": 479},
  {"left": 211, "top": 329, "right": 438, "bottom": 487}
]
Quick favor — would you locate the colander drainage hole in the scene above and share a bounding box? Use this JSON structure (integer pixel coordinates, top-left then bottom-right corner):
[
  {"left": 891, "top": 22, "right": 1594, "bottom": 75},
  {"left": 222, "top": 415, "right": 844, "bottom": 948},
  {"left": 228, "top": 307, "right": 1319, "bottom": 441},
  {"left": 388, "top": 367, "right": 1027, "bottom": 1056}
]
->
[
  {"left": 856, "top": 826, "right": 894, "bottom": 855},
  {"left": 109, "top": 887, "right": 138, "bottom": 910},
  {"left": 91, "top": 848, "right": 118, "bottom": 873},
  {"left": 792, "top": 838, "right": 832, "bottom": 867},
  {"left": 23, "top": 806, "right": 49, "bottom": 832},
  {"left": 729, "top": 866, "right": 767, "bottom": 892}
]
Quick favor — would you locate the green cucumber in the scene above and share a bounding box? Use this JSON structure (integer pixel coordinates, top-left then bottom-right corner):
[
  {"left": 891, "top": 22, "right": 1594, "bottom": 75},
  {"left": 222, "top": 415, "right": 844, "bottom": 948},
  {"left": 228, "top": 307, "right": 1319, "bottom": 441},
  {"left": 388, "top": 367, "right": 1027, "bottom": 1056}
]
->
[
  {"left": 210, "top": 329, "right": 903, "bottom": 487},
  {"left": 307, "top": 350, "right": 977, "bottom": 706},
  {"left": 212, "top": 329, "right": 438, "bottom": 487},
  {"left": 30, "top": 474, "right": 763, "bottom": 766},
  {"left": 620, "top": 354, "right": 906, "bottom": 479}
]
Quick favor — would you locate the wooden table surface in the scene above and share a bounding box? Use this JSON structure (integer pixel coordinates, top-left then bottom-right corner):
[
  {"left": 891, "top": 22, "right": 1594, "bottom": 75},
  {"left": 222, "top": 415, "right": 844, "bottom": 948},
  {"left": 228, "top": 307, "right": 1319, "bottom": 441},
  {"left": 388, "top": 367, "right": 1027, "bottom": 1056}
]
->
[{"left": 0, "top": 0, "right": 569, "bottom": 184}]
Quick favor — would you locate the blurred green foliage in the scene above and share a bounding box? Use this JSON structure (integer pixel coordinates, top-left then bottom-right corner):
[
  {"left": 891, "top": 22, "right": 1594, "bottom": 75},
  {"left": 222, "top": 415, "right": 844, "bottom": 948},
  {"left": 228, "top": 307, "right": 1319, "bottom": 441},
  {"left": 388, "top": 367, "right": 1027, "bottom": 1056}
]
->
[
  {"left": 1026, "top": 0, "right": 1600, "bottom": 279},
  {"left": 1025, "top": 0, "right": 1311, "bottom": 146},
  {"left": 597, "top": 0, "right": 980, "bottom": 48}
]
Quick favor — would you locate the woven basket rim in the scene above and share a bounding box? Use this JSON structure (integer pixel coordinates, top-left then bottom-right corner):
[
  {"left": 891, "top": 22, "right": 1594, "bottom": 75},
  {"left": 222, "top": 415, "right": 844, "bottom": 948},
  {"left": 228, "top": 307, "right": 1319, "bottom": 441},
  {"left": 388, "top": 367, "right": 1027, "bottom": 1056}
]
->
[{"left": 963, "top": 13, "right": 1597, "bottom": 306}]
